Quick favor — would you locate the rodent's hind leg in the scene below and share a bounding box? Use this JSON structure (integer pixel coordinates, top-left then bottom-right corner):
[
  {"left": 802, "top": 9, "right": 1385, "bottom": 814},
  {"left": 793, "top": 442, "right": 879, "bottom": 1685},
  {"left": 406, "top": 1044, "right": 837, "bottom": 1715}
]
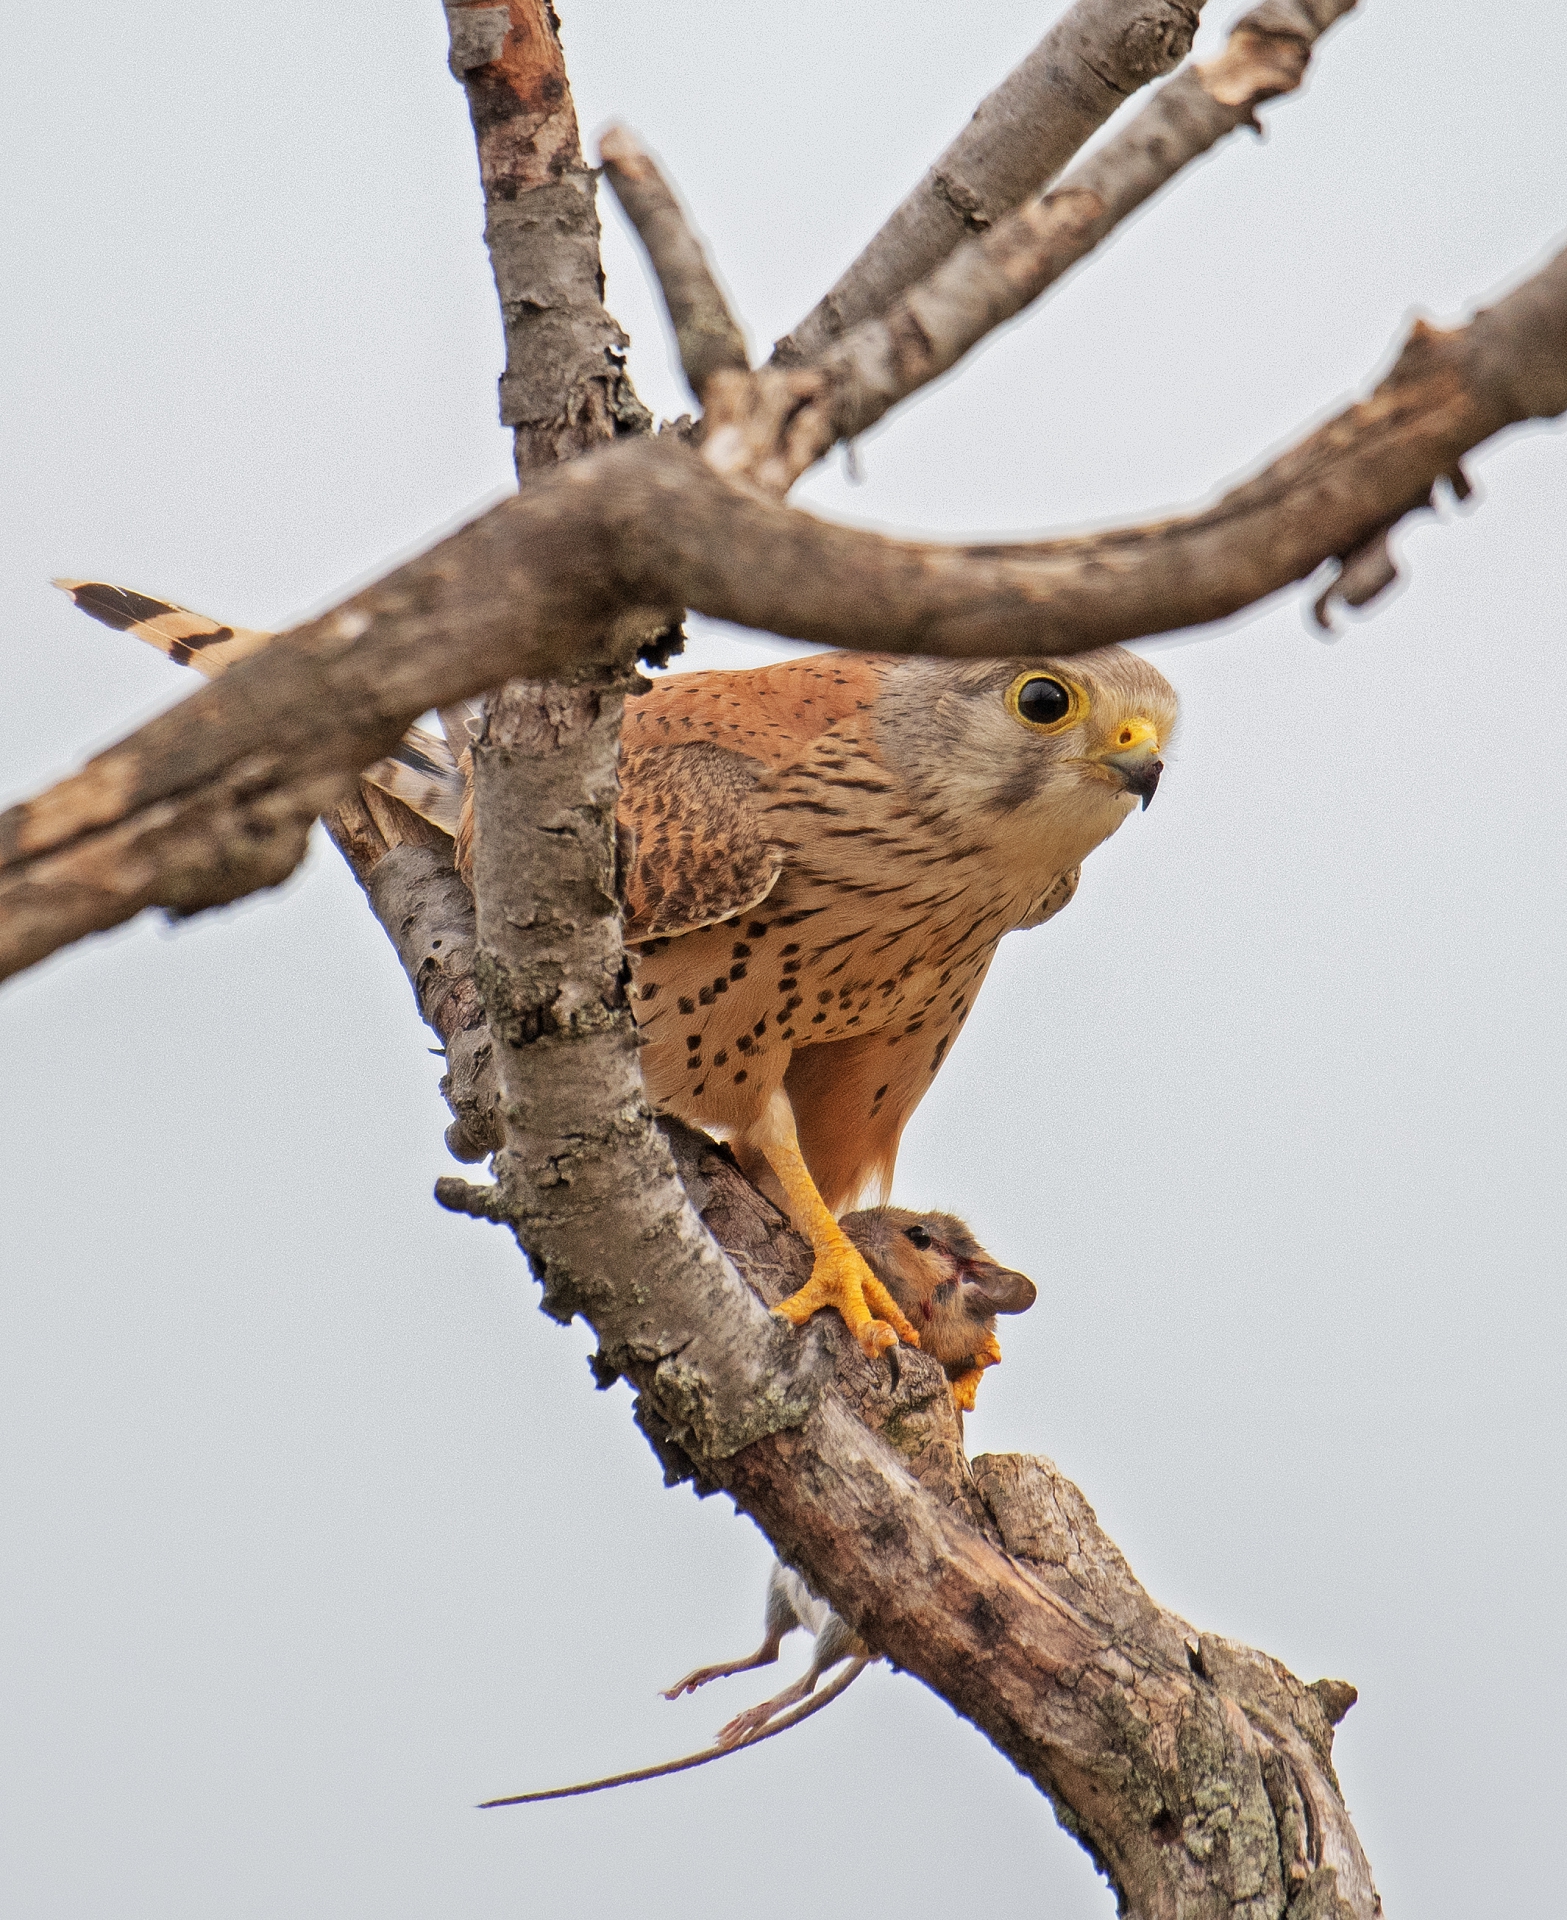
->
[
  {"left": 716, "top": 1613, "right": 866, "bottom": 1747},
  {"left": 662, "top": 1567, "right": 802, "bottom": 1699},
  {"left": 662, "top": 1639, "right": 783, "bottom": 1700},
  {"left": 716, "top": 1672, "right": 818, "bottom": 1748}
]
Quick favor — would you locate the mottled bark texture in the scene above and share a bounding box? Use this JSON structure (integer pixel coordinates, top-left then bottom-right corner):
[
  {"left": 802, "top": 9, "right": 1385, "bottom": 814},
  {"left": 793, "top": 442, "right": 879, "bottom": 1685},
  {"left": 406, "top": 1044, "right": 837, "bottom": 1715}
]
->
[
  {"left": 774, "top": 0, "right": 1203, "bottom": 365},
  {"left": 7, "top": 230, "right": 1567, "bottom": 982},
  {"left": 463, "top": 1118, "right": 1374, "bottom": 1917},
  {"left": 707, "top": 0, "right": 1359, "bottom": 493},
  {"left": 462, "top": 678, "right": 821, "bottom": 1456},
  {"left": 444, "top": 0, "right": 649, "bottom": 464},
  {"left": 11, "top": 5, "right": 1567, "bottom": 1905}
]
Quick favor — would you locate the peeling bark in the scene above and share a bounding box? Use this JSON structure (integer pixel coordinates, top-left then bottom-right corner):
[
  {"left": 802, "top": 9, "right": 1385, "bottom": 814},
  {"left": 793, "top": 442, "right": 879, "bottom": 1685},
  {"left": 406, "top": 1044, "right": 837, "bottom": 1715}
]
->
[
  {"left": 515, "top": 1121, "right": 1380, "bottom": 1918},
  {"left": 444, "top": 0, "right": 650, "bottom": 465}
]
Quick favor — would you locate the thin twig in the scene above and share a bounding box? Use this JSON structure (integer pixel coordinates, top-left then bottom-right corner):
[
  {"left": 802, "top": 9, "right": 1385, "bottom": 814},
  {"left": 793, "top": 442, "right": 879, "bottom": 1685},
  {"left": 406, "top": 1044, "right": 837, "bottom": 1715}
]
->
[{"left": 600, "top": 126, "right": 749, "bottom": 397}]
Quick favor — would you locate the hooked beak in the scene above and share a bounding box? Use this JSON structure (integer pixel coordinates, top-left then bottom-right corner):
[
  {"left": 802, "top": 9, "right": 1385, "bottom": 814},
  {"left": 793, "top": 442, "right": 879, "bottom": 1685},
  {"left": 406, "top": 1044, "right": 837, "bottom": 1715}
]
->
[
  {"left": 963, "top": 1262, "right": 1036, "bottom": 1316},
  {"left": 1092, "top": 718, "right": 1164, "bottom": 809}
]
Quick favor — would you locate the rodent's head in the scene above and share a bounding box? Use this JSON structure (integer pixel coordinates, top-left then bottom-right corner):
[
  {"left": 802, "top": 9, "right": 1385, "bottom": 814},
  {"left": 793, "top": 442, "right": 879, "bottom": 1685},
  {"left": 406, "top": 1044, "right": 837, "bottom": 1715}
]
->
[{"left": 840, "top": 1207, "right": 1036, "bottom": 1374}]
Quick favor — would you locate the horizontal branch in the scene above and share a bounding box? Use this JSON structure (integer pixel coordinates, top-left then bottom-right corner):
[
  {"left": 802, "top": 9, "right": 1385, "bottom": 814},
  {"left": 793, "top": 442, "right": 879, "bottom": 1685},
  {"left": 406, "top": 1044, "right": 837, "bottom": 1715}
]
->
[
  {"left": 773, "top": 0, "right": 1204, "bottom": 365},
  {"left": 706, "top": 0, "right": 1358, "bottom": 492},
  {"left": 4, "top": 238, "right": 1565, "bottom": 982}
]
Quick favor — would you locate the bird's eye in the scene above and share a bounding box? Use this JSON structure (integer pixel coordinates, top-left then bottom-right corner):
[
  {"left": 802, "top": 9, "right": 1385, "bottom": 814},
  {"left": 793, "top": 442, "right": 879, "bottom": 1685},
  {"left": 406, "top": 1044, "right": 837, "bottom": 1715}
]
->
[
  {"left": 904, "top": 1224, "right": 933, "bottom": 1250},
  {"left": 1006, "top": 673, "right": 1081, "bottom": 732},
  {"left": 1017, "top": 677, "right": 1070, "bottom": 725}
]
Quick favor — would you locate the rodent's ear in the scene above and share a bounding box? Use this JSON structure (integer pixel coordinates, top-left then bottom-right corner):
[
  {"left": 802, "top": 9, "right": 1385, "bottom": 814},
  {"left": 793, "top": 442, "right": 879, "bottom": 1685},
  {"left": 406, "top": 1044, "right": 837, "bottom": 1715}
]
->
[{"left": 964, "top": 1262, "right": 1036, "bottom": 1315}]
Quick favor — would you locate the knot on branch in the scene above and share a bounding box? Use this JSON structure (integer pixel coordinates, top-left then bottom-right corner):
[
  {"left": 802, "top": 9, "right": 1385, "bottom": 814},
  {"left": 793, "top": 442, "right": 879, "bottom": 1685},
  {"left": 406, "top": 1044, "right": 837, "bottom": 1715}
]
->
[
  {"left": 434, "top": 1173, "right": 506, "bottom": 1221},
  {"left": 1199, "top": 22, "right": 1313, "bottom": 110},
  {"left": 1113, "top": 4, "right": 1202, "bottom": 89},
  {"left": 1308, "top": 1678, "right": 1359, "bottom": 1728}
]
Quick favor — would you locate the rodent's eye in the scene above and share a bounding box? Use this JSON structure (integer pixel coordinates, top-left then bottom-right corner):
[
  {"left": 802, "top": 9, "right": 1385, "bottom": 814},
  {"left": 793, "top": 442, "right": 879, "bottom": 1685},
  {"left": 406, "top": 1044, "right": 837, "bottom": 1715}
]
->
[
  {"left": 904, "top": 1224, "right": 933, "bottom": 1250},
  {"left": 1006, "top": 672, "right": 1081, "bottom": 732}
]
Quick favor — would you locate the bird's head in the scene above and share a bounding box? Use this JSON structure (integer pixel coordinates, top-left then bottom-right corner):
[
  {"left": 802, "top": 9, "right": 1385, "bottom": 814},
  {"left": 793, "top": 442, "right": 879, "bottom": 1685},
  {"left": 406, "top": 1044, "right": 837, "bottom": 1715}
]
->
[{"left": 875, "top": 646, "right": 1178, "bottom": 876}]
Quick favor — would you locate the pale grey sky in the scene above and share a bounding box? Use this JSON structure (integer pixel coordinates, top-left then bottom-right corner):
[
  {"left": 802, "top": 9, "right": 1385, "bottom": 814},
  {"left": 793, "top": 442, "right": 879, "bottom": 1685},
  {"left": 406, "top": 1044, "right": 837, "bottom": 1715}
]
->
[{"left": 3, "top": 4, "right": 1564, "bottom": 1917}]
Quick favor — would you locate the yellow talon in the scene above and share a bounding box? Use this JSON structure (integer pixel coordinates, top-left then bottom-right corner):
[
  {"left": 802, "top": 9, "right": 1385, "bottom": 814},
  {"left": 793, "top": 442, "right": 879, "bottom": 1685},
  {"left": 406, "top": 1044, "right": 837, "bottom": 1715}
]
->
[
  {"left": 773, "top": 1235, "right": 921, "bottom": 1357},
  {"left": 752, "top": 1088, "right": 920, "bottom": 1357},
  {"left": 949, "top": 1368, "right": 983, "bottom": 1413}
]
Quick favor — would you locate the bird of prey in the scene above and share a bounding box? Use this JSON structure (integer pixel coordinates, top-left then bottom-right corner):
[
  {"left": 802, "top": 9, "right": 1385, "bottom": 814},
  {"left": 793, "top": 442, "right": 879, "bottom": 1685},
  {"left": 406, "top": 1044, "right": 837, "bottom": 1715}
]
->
[
  {"left": 617, "top": 649, "right": 1175, "bottom": 1356},
  {"left": 58, "top": 580, "right": 1176, "bottom": 1368}
]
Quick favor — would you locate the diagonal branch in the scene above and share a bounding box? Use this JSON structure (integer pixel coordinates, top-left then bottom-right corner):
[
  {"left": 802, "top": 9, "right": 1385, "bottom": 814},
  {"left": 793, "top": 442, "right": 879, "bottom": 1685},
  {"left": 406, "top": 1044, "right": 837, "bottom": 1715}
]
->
[
  {"left": 503, "top": 1119, "right": 1382, "bottom": 1918},
  {"left": 600, "top": 127, "right": 750, "bottom": 398},
  {"left": 706, "top": 0, "right": 1360, "bottom": 493},
  {"left": 5, "top": 236, "right": 1564, "bottom": 983},
  {"left": 773, "top": 0, "right": 1204, "bottom": 365}
]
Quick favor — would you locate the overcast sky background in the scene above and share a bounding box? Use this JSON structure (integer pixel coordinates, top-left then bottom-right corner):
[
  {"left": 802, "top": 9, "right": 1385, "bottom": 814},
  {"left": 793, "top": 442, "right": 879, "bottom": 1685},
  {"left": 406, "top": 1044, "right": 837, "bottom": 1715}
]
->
[{"left": 3, "top": 4, "right": 1564, "bottom": 1916}]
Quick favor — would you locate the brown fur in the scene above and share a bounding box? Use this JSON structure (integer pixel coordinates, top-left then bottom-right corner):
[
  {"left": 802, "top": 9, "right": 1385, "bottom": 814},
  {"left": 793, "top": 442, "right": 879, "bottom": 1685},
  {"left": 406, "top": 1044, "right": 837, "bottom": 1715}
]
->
[{"left": 841, "top": 1205, "right": 1035, "bottom": 1379}]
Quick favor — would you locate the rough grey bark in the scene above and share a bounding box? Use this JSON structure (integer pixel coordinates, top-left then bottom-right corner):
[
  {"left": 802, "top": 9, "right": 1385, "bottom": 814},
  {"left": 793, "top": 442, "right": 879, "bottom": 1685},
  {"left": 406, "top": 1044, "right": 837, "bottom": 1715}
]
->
[
  {"left": 464, "top": 679, "right": 821, "bottom": 1456},
  {"left": 454, "top": 1117, "right": 1376, "bottom": 1917},
  {"left": 7, "top": 230, "right": 1567, "bottom": 982},
  {"left": 11, "top": 5, "right": 1565, "bottom": 1904},
  {"left": 444, "top": 0, "right": 650, "bottom": 465},
  {"left": 774, "top": 0, "right": 1203, "bottom": 365},
  {"left": 709, "top": 0, "right": 1361, "bottom": 493}
]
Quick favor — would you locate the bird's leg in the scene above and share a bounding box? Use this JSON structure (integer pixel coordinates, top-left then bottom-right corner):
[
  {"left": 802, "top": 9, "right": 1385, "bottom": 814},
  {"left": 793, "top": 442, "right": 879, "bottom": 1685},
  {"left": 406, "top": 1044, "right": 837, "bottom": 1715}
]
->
[
  {"left": 751, "top": 1089, "right": 920, "bottom": 1357},
  {"left": 949, "top": 1328, "right": 1004, "bottom": 1413}
]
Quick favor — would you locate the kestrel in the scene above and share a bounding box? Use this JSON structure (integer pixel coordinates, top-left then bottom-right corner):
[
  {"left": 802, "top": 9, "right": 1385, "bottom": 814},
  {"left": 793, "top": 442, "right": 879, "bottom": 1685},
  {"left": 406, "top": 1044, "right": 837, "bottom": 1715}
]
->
[
  {"left": 59, "top": 582, "right": 1176, "bottom": 1372},
  {"left": 617, "top": 648, "right": 1175, "bottom": 1358}
]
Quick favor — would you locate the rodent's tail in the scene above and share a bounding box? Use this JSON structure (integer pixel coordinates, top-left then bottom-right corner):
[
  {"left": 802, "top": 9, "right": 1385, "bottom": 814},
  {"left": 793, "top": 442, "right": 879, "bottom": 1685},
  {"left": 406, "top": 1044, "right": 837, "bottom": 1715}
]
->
[{"left": 478, "top": 1656, "right": 873, "bottom": 1807}]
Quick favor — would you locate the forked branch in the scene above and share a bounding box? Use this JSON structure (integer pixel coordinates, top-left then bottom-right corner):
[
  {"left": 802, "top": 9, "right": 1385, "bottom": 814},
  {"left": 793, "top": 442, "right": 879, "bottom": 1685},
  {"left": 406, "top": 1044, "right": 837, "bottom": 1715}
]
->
[
  {"left": 4, "top": 231, "right": 1565, "bottom": 983},
  {"left": 25, "top": 4, "right": 1553, "bottom": 1910},
  {"left": 704, "top": 0, "right": 1360, "bottom": 492},
  {"left": 774, "top": 0, "right": 1205, "bottom": 363}
]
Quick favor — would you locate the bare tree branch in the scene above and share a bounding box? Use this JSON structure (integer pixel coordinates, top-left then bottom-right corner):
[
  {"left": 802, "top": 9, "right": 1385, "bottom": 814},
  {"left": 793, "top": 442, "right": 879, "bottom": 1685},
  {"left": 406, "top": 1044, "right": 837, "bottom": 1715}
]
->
[
  {"left": 443, "top": 0, "right": 650, "bottom": 464},
  {"left": 495, "top": 1119, "right": 1382, "bottom": 1918},
  {"left": 600, "top": 126, "right": 749, "bottom": 398},
  {"left": 773, "top": 0, "right": 1204, "bottom": 365},
  {"left": 6, "top": 235, "right": 1564, "bottom": 983},
  {"left": 24, "top": 6, "right": 1539, "bottom": 1909},
  {"left": 707, "top": 0, "right": 1360, "bottom": 492}
]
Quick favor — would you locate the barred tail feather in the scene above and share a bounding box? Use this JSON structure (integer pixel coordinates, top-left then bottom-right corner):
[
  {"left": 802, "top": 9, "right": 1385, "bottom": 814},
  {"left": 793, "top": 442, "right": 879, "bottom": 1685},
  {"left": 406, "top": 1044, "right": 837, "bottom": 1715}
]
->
[{"left": 54, "top": 578, "right": 467, "bottom": 836}]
